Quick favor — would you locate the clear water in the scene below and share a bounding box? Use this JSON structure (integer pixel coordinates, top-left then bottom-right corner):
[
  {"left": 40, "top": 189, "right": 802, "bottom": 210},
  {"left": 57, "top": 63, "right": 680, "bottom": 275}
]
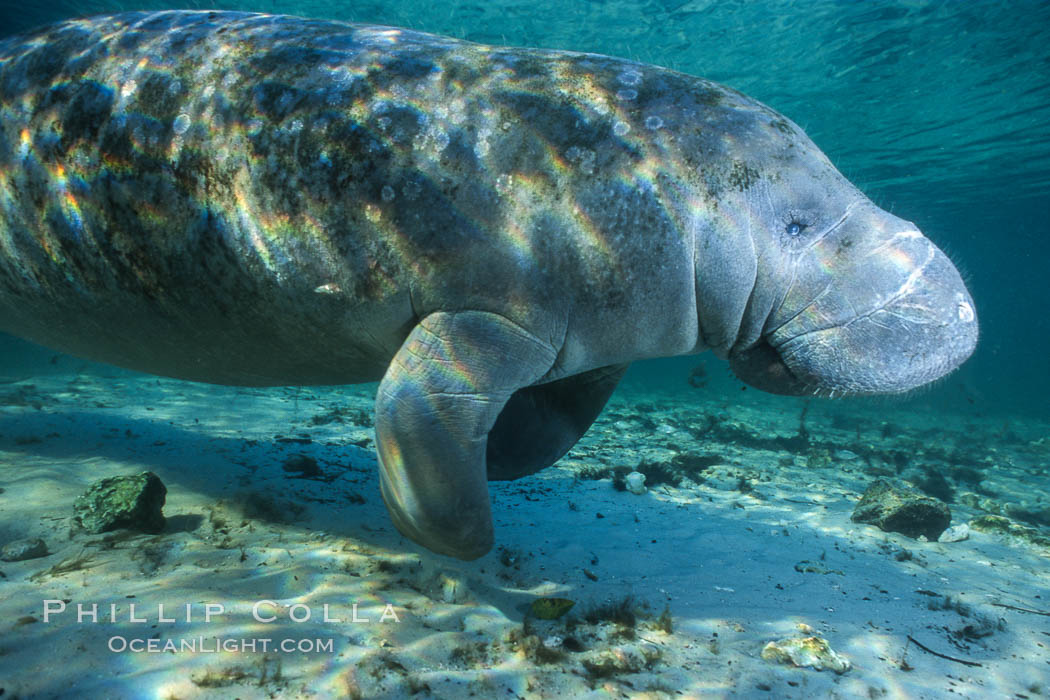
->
[
  {"left": 2, "top": 0, "right": 1048, "bottom": 416},
  {"left": 0, "top": 4, "right": 1048, "bottom": 697}
]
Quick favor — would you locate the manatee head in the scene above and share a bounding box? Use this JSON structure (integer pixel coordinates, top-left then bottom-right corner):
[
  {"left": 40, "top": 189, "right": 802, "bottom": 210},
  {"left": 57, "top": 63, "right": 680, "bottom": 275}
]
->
[{"left": 691, "top": 93, "right": 977, "bottom": 396}]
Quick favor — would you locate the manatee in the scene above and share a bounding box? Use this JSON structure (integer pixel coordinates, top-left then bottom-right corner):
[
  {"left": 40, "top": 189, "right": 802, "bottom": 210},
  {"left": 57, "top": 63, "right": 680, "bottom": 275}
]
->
[{"left": 0, "top": 12, "right": 978, "bottom": 558}]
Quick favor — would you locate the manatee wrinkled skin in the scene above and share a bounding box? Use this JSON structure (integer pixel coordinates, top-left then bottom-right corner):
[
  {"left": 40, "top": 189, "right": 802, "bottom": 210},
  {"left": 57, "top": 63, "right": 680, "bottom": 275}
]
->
[{"left": 0, "top": 12, "right": 978, "bottom": 558}]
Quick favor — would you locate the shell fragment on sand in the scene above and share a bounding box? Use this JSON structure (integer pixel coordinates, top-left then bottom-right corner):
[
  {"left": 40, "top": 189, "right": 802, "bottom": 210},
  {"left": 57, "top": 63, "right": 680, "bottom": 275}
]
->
[{"left": 761, "top": 636, "right": 851, "bottom": 674}]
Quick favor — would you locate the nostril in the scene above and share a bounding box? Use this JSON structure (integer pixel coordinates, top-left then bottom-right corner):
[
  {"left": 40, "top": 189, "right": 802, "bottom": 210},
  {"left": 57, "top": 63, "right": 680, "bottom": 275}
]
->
[{"left": 956, "top": 294, "right": 975, "bottom": 323}]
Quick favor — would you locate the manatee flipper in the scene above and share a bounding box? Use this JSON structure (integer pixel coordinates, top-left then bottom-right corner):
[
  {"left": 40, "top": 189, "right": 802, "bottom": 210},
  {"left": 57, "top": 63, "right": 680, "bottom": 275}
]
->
[
  {"left": 485, "top": 363, "right": 628, "bottom": 480},
  {"left": 375, "top": 311, "right": 558, "bottom": 560}
]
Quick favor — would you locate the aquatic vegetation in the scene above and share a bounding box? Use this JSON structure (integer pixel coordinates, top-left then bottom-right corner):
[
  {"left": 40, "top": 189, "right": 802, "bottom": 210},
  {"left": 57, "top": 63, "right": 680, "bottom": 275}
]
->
[
  {"left": 581, "top": 594, "right": 639, "bottom": 628},
  {"left": 513, "top": 628, "right": 569, "bottom": 665},
  {"left": 654, "top": 605, "right": 673, "bottom": 634},
  {"left": 131, "top": 540, "right": 172, "bottom": 575},
  {"left": 626, "top": 459, "right": 685, "bottom": 487},
  {"left": 28, "top": 549, "right": 97, "bottom": 581},
  {"left": 580, "top": 643, "right": 662, "bottom": 681},
  {"left": 969, "top": 515, "right": 1050, "bottom": 548},
  {"left": 309, "top": 404, "right": 372, "bottom": 426},
  {"left": 592, "top": 452, "right": 724, "bottom": 491},
  {"left": 191, "top": 666, "right": 252, "bottom": 688},
  {"left": 191, "top": 655, "right": 283, "bottom": 689},
  {"left": 529, "top": 597, "right": 575, "bottom": 620},
  {"left": 448, "top": 641, "right": 495, "bottom": 667},
  {"left": 574, "top": 465, "right": 608, "bottom": 481},
  {"left": 669, "top": 451, "right": 723, "bottom": 475}
]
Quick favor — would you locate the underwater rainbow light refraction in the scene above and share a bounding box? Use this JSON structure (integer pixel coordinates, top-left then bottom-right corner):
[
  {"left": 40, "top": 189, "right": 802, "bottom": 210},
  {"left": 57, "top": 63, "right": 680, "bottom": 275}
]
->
[
  {"left": 0, "top": 0, "right": 1045, "bottom": 411},
  {"left": 0, "top": 1, "right": 1047, "bottom": 698}
]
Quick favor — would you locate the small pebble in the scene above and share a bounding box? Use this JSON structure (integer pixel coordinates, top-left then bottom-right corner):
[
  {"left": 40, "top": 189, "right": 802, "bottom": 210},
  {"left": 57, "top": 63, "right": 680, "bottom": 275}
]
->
[
  {"left": 625, "top": 471, "right": 647, "bottom": 495},
  {"left": 938, "top": 523, "right": 970, "bottom": 543},
  {"left": 172, "top": 113, "right": 191, "bottom": 135}
]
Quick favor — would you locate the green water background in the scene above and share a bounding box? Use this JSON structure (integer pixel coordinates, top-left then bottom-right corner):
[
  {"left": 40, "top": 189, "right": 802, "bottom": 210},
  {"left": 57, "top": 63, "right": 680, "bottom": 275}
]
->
[{"left": 1, "top": 0, "right": 1047, "bottom": 418}]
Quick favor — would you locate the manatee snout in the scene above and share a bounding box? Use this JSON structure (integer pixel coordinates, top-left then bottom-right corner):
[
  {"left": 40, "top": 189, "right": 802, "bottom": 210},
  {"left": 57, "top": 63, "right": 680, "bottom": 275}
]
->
[
  {"left": 780, "top": 247, "right": 976, "bottom": 395},
  {"left": 732, "top": 211, "right": 978, "bottom": 397}
]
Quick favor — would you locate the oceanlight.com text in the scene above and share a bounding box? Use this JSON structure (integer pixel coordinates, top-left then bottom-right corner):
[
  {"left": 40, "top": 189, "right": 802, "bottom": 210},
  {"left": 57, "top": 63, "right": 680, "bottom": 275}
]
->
[{"left": 108, "top": 636, "right": 336, "bottom": 653}]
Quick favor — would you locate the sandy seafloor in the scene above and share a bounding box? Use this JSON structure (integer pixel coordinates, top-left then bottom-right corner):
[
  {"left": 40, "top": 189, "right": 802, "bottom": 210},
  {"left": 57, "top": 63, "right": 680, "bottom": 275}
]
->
[{"left": 0, "top": 361, "right": 1048, "bottom": 699}]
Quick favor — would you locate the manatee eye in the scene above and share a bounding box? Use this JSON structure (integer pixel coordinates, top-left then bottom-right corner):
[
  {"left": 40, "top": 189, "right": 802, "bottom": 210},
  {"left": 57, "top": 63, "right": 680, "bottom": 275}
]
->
[{"left": 785, "top": 221, "right": 808, "bottom": 236}]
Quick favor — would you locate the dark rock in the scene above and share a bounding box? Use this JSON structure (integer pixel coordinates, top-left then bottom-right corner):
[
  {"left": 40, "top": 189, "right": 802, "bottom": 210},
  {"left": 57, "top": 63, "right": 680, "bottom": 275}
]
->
[
  {"left": 73, "top": 471, "right": 167, "bottom": 534},
  {"left": 851, "top": 479, "right": 951, "bottom": 540},
  {"left": 1, "top": 537, "right": 48, "bottom": 561}
]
